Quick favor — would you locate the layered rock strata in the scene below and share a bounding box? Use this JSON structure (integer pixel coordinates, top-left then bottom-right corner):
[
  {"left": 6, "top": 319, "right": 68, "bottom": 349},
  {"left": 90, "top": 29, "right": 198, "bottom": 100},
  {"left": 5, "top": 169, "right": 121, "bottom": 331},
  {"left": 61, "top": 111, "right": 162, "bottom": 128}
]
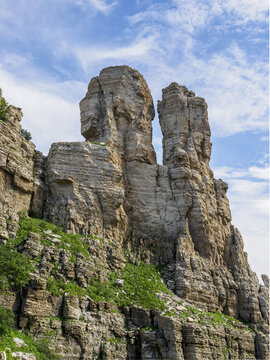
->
[
  {"left": 0, "top": 231, "right": 262, "bottom": 360},
  {"left": 0, "top": 91, "right": 36, "bottom": 239},
  {"left": 0, "top": 67, "right": 268, "bottom": 359},
  {"left": 41, "top": 66, "right": 267, "bottom": 325}
]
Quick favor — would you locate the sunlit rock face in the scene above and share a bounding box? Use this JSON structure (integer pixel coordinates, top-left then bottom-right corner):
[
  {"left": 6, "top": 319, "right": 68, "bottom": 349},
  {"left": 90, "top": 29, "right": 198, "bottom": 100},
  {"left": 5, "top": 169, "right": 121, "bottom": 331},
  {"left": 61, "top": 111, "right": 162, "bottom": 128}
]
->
[
  {"left": 1, "top": 67, "right": 268, "bottom": 359},
  {"left": 0, "top": 91, "right": 36, "bottom": 239}
]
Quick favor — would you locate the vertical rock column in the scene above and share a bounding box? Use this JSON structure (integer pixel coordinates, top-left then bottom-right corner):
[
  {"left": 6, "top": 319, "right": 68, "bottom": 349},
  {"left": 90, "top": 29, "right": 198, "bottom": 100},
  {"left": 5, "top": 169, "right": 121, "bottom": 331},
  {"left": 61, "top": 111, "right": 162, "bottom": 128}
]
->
[
  {"left": 80, "top": 66, "right": 156, "bottom": 164},
  {"left": 158, "top": 83, "right": 232, "bottom": 263},
  {"left": 80, "top": 66, "right": 181, "bottom": 262}
]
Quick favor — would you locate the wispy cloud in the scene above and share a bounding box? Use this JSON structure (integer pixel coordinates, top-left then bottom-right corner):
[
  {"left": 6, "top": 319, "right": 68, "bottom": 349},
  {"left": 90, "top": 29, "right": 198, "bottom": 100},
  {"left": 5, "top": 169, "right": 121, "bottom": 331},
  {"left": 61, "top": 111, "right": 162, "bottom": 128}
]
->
[
  {"left": 214, "top": 165, "right": 269, "bottom": 180},
  {"left": 0, "top": 65, "right": 85, "bottom": 154},
  {"left": 74, "top": 0, "right": 117, "bottom": 14},
  {"left": 67, "top": 34, "right": 158, "bottom": 73},
  {"left": 228, "top": 177, "right": 269, "bottom": 277},
  {"left": 213, "top": 163, "right": 269, "bottom": 276},
  {"left": 125, "top": 1, "right": 269, "bottom": 137}
]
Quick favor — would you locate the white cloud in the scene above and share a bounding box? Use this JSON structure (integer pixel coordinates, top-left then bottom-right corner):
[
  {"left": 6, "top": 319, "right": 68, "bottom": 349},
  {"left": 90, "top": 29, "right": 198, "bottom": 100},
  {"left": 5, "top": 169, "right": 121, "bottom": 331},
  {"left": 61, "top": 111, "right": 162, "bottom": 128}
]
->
[
  {"left": 129, "top": 0, "right": 268, "bottom": 35},
  {"left": 220, "top": 0, "right": 269, "bottom": 23},
  {"left": 89, "top": 0, "right": 117, "bottom": 14},
  {"left": 213, "top": 164, "right": 269, "bottom": 277},
  {"left": 213, "top": 166, "right": 247, "bottom": 179},
  {"left": 248, "top": 166, "right": 269, "bottom": 180},
  {"left": 125, "top": 2, "right": 269, "bottom": 137},
  {"left": 0, "top": 66, "right": 85, "bottom": 155},
  {"left": 74, "top": 0, "right": 117, "bottom": 14},
  {"left": 214, "top": 164, "right": 269, "bottom": 180},
  {"left": 227, "top": 178, "right": 269, "bottom": 277},
  {"left": 72, "top": 34, "right": 158, "bottom": 73}
]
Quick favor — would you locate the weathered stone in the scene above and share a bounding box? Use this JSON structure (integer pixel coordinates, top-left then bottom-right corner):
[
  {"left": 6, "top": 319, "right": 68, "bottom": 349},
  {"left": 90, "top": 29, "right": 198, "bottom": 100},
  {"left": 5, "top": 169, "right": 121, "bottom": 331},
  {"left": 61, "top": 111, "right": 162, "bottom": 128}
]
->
[
  {"left": 13, "top": 338, "right": 26, "bottom": 348},
  {"left": 0, "top": 93, "right": 35, "bottom": 238},
  {"left": 0, "top": 68, "right": 268, "bottom": 359},
  {"left": 11, "top": 353, "right": 36, "bottom": 360},
  {"left": 63, "top": 295, "right": 81, "bottom": 320}
]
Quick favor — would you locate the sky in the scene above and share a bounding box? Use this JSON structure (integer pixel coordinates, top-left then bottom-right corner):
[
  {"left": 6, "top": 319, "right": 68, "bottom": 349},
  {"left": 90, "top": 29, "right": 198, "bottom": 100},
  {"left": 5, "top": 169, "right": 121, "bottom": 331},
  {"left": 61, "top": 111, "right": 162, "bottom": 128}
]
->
[{"left": 0, "top": 0, "right": 268, "bottom": 279}]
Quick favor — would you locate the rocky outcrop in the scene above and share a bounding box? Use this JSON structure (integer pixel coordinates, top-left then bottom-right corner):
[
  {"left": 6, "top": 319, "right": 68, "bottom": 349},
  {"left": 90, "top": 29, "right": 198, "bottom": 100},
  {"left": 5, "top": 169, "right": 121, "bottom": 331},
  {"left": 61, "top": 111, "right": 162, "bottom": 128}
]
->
[
  {"left": 0, "top": 230, "right": 262, "bottom": 360},
  {"left": 0, "top": 67, "right": 268, "bottom": 359},
  {"left": 0, "top": 92, "right": 36, "bottom": 239}
]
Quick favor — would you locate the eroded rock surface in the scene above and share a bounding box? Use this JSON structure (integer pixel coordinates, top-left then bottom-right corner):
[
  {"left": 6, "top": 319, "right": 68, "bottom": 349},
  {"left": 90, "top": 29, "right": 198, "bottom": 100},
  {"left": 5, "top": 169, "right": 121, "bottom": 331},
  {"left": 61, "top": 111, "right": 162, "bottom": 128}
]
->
[
  {"left": 0, "top": 93, "right": 36, "bottom": 239},
  {"left": 0, "top": 67, "right": 268, "bottom": 359}
]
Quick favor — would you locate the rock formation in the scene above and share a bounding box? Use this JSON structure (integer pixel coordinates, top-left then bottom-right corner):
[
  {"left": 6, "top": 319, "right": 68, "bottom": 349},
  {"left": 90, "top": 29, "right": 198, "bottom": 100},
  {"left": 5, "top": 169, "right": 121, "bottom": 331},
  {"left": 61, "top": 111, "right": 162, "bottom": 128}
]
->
[
  {"left": 0, "top": 93, "right": 36, "bottom": 240},
  {"left": 0, "top": 66, "right": 268, "bottom": 359}
]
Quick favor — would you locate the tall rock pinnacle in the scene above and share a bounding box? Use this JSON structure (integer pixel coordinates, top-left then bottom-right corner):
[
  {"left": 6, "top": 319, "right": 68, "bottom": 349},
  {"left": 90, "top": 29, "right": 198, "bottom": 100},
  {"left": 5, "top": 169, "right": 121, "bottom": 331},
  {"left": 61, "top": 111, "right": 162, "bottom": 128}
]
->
[
  {"left": 158, "top": 83, "right": 211, "bottom": 172},
  {"left": 80, "top": 66, "right": 156, "bottom": 164}
]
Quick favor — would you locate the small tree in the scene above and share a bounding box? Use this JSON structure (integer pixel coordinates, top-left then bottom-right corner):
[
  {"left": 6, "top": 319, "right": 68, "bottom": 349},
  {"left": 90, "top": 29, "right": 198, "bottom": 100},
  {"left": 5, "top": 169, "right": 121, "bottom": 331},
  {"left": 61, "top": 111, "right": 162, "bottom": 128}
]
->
[
  {"left": 0, "top": 97, "right": 9, "bottom": 121},
  {"left": 20, "top": 128, "right": 32, "bottom": 141}
]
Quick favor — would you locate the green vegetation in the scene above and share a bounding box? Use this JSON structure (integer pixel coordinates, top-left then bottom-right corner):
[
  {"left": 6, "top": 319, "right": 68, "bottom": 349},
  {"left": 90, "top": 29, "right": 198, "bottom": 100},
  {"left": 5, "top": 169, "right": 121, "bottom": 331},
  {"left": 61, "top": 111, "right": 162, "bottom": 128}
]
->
[
  {"left": 105, "top": 337, "right": 122, "bottom": 344},
  {"left": 0, "top": 97, "right": 9, "bottom": 122},
  {"left": 0, "top": 215, "right": 91, "bottom": 293},
  {"left": 12, "top": 216, "right": 169, "bottom": 310},
  {"left": 176, "top": 304, "right": 254, "bottom": 332},
  {"left": 17, "top": 216, "right": 90, "bottom": 260},
  {"left": 0, "top": 241, "right": 33, "bottom": 291},
  {"left": 86, "top": 262, "right": 169, "bottom": 310},
  {"left": 0, "top": 306, "right": 60, "bottom": 359},
  {"left": 0, "top": 306, "right": 14, "bottom": 336},
  {"left": 47, "top": 278, "right": 85, "bottom": 297},
  {"left": 141, "top": 326, "right": 157, "bottom": 332},
  {"left": 20, "top": 128, "right": 32, "bottom": 141},
  {"left": 35, "top": 150, "right": 43, "bottom": 157},
  {"left": 46, "top": 261, "right": 169, "bottom": 310}
]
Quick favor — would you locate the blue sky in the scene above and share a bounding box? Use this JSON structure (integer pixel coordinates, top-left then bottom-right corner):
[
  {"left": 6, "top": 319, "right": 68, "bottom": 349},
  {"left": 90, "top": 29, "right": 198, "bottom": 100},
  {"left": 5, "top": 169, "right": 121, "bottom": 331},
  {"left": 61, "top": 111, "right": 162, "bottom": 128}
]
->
[{"left": 0, "top": 0, "right": 268, "bottom": 278}]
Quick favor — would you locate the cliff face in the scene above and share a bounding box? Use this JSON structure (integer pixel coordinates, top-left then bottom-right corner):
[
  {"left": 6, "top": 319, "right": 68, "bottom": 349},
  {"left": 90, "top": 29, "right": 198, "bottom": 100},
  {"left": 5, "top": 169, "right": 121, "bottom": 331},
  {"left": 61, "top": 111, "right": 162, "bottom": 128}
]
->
[
  {"left": 0, "top": 92, "right": 36, "bottom": 240},
  {"left": 0, "top": 66, "right": 268, "bottom": 360}
]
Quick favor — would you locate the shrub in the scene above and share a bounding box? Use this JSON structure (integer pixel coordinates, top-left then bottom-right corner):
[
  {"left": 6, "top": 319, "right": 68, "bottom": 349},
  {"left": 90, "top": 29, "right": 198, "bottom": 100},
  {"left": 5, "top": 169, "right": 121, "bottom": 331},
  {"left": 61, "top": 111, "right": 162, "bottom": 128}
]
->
[
  {"left": 0, "top": 242, "right": 33, "bottom": 290},
  {"left": 20, "top": 128, "right": 32, "bottom": 140},
  {"left": 0, "top": 306, "right": 14, "bottom": 336},
  {"left": 0, "top": 97, "right": 9, "bottom": 121}
]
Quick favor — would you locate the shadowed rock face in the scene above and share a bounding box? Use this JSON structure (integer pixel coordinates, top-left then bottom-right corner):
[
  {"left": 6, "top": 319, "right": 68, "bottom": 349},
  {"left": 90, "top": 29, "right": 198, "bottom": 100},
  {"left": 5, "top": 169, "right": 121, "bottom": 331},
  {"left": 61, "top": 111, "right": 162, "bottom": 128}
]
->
[{"left": 0, "top": 67, "right": 268, "bottom": 359}]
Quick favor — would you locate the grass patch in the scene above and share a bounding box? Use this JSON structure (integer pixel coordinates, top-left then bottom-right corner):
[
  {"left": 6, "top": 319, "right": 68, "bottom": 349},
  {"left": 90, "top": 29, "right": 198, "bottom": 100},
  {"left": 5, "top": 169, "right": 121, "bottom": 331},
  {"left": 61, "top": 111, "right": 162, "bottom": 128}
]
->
[
  {"left": 46, "top": 261, "right": 170, "bottom": 310},
  {"left": 46, "top": 278, "right": 85, "bottom": 297},
  {"left": 17, "top": 216, "right": 90, "bottom": 260},
  {"left": 0, "top": 306, "right": 59, "bottom": 359},
  {"left": 87, "top": 262, "right": 169, "bottom": 310},
  {"left": 105, "top": 337, "right": 122, "bottom": 344},
  {"left": 177, "top": 304, "right": 254, "bottom": 332},
  {"left": 2, "top": 216, "right": 170, "bottom": 310}
]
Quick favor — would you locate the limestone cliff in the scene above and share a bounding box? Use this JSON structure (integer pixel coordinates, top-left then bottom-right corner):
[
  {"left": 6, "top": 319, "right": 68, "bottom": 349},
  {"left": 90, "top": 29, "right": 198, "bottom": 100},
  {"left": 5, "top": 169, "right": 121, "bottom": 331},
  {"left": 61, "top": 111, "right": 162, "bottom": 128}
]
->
[
  {"left": 0, "top": 66, "right": 268, "bottom": 360},
  {"left": 0, "top": 91, "right": 35, "bottom": 240}
]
